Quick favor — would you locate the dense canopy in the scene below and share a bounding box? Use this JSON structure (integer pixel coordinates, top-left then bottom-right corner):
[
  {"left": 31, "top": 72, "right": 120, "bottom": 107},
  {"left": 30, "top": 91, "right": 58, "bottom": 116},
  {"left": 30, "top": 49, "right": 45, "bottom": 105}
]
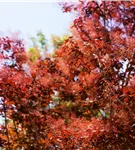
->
[{"left": 0, "top": 1, "right": 135, "bottom": 149}]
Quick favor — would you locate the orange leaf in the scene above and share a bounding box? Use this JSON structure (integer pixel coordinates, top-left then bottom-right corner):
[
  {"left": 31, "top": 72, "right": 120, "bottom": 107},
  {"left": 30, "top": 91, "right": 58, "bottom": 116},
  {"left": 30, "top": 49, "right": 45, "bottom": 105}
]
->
[
  {"left": 122, "top": 87, "right": 134, "bottom": 94},
  {"left": 47, "top": 133, "right": 52, "bottom": 139}
]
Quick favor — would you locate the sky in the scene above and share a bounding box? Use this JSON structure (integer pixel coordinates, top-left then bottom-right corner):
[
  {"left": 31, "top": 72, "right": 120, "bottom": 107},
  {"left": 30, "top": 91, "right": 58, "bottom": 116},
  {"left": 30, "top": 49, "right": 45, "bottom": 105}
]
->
[{"left": 0, "top": 2, "right": 75, "bottom": 46}]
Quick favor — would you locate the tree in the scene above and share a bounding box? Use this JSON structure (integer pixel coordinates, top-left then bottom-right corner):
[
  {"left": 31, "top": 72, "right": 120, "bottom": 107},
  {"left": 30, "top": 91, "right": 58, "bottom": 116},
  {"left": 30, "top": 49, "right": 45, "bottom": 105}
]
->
[
  {"left": 0, "top": 1, "right": 135, "bottom": 149},
  {"left": 51, "top": 34, "right": 69, "bottom": 49},
  {"left": 30, "top": 31, "right": 47, "bottom": 50},
  {"left": 28, "top": 31, "right": 48, "bottom": 62},
  {"left": 28, "top": 32, "right": 69, "bottom": 62}
]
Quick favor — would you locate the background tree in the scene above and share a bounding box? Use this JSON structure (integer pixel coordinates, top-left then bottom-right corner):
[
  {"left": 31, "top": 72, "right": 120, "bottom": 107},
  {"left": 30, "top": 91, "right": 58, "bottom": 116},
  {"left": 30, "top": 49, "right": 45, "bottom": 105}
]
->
[
  {"left": 30, "top": 31, "right": 47, "bottom": 50},
  {"left": 27, "top": 31, "right": 48, "bottom": 62},
  {"left": 28, "top": 32, "right": 70, "bottom": 62},
  {"left": 51, "top": 34, "right": 69, "bottom": 49}
]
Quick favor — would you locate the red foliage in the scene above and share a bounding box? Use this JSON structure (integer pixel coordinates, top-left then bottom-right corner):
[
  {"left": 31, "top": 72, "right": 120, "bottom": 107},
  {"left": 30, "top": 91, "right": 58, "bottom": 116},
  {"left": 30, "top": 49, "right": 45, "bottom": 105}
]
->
[{"left": 0, "top": 1, "right": 135, "bottom": 149}]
